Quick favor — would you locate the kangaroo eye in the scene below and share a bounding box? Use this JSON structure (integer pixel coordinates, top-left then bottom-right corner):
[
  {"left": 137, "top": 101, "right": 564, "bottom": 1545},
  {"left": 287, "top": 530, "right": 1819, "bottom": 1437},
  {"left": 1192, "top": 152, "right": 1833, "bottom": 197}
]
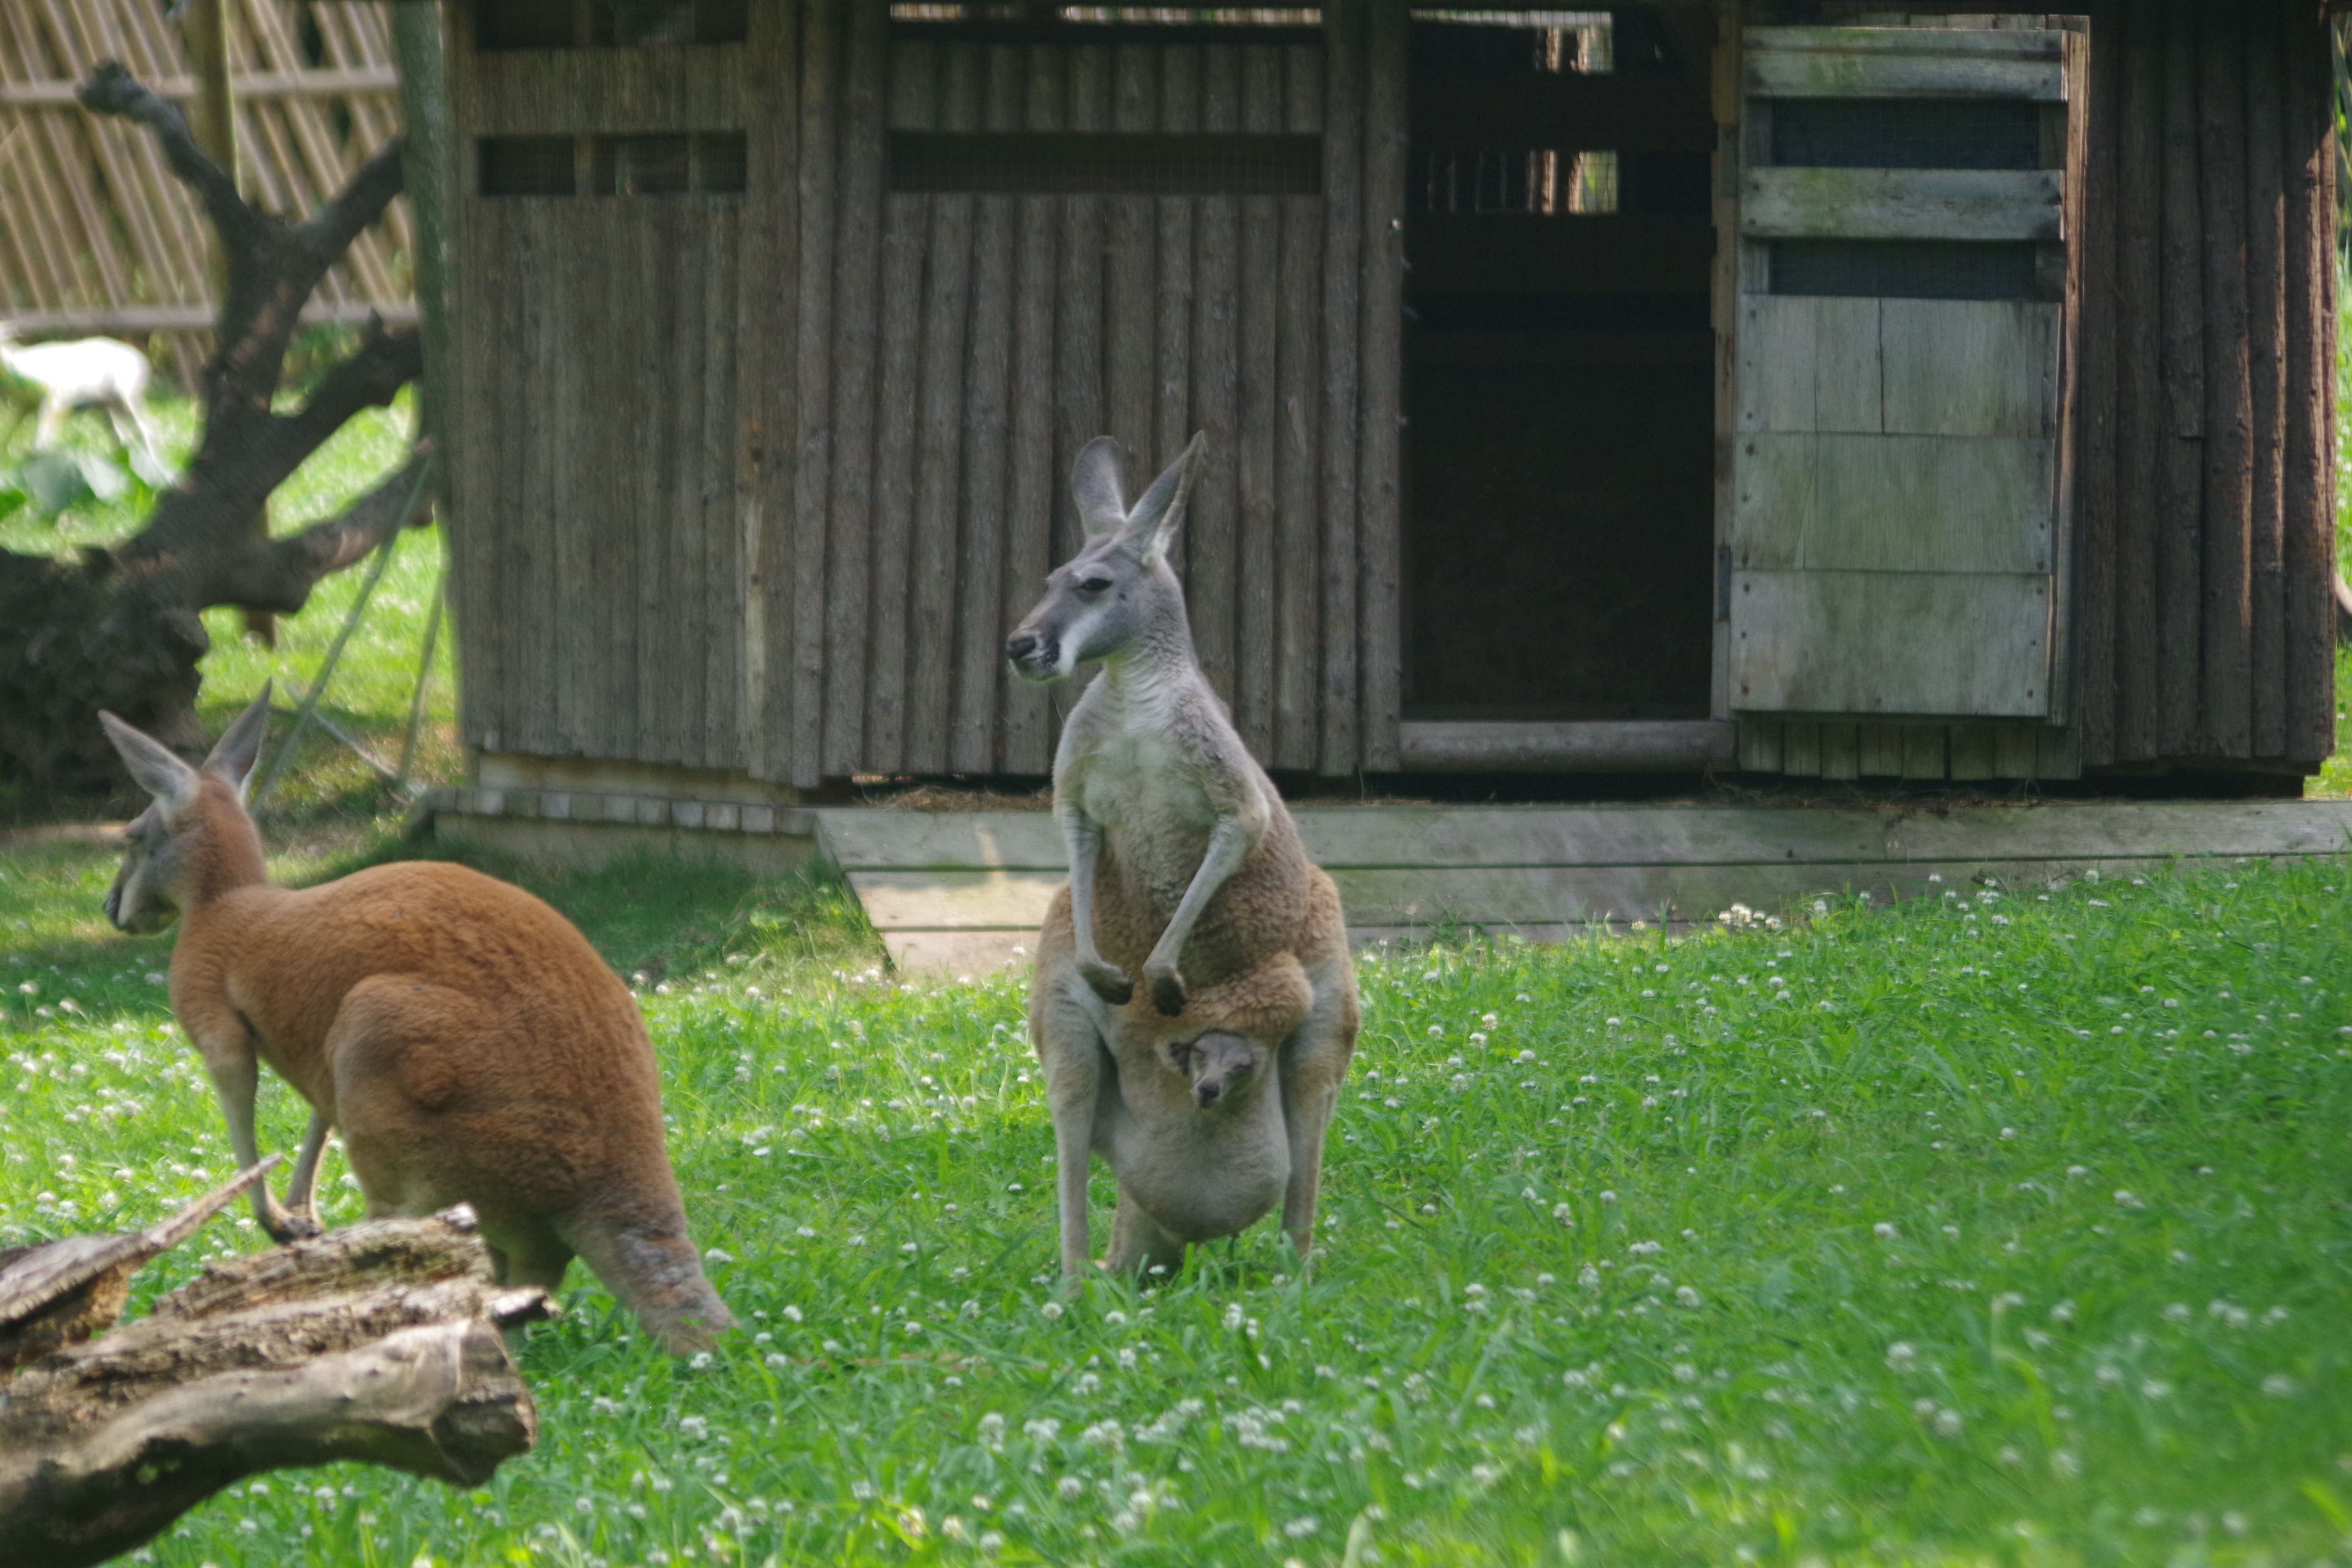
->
[{"left": 1078, "top": 576, "right": 1113, "bottom": 594}]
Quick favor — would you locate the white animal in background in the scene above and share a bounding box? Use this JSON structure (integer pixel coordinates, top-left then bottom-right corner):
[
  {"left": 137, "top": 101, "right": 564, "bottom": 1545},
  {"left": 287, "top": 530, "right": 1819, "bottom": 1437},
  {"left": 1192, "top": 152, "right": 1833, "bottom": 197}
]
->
[{"left": 0, "top": 322, "right": 164, "bottom": 464}]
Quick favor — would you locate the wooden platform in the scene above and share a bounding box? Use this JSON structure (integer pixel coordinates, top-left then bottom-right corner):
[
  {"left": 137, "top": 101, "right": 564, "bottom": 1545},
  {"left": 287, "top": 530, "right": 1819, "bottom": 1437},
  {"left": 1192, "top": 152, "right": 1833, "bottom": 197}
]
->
[{"left": 810, "top": 799, "right": 2352, "bottom": 974}]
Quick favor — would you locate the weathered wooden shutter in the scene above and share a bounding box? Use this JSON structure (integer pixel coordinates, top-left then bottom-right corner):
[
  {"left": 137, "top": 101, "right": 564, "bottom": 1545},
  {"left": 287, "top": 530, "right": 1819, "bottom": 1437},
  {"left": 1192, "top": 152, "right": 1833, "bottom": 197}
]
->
[{"left": 1727, "top": 23, "right": 2084, "bottom": 722}]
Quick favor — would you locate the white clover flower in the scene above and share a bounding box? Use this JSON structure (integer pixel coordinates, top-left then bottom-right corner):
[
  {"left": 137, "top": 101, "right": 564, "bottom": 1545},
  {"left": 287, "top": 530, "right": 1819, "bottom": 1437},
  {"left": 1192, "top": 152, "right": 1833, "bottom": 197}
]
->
[
  {"left": 1056, "top": 1477, "right": 1083, "bottom": 1500},
  {"left": 1675, "top": 1286, "right": 1701, "bottom": 1307},
  {"left": 1885, "top": 1341, "right": 1918, "bottom": 1371},
  {"left": 2262, "top": 1373, "right": 2299, "bottom": 1397},
  {"left": 2050, "top": 1300, "right": 2075, "bottom": 1322},
  {"left": 1873, "top": 1222, "right": 1898, "bottom": 1240},
  {"left": 1040, "top": 1300, "right": 1064, "bottom": 1320},
  {"left": 1933, "top": 1409, "right": 1963, "bottom": 1437}
]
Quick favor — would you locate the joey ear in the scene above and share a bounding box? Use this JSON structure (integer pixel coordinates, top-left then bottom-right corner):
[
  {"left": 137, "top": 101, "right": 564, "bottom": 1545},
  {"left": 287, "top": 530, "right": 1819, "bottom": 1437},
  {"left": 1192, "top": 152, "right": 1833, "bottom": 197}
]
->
[
  {"left": 1120, "top": 432, "right": 1203, "bottom": 564},
  {"left": 1072, "top": 437, "right": 1130, "bottom": 536},
  {"left": 100, "top": 710, "right": 199, "bottom": 814},
  {"left": 203, "top": 682, "right": 274, "bottom": 797}
]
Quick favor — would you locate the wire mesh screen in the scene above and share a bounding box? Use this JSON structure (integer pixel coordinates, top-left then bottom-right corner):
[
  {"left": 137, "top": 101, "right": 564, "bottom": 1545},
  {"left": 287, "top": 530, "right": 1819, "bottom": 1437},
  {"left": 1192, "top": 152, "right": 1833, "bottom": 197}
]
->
[
  {"left": 1770, "top": 98, "right": 2041, "bottom": 171},
  {"left": 479, "top": 133, "right": 749, "bottom": 196},
  {"left": 888, "top": 131, "right": 1321, "bottom": 195},
  {"left": 476, "top": 0, "right": 748, "bottom": 50},
  {"left": 1769, "top": 239, "right": 2040, "bottom": 301},
  {"left": 1407, "top": 11, "right": 1611, "bottom": 75}
]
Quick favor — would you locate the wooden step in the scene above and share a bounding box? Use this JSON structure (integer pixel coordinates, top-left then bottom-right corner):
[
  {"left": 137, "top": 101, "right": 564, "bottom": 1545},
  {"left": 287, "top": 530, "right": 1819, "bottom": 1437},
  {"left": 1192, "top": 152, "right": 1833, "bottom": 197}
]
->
[{"left": 811, "top": 799, "right": 2352, "bottom": 975}]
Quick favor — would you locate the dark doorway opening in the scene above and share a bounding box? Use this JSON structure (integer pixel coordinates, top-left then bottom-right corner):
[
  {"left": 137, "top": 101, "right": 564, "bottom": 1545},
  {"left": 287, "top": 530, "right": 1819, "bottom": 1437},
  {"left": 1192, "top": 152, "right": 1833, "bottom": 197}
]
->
[{"left": 1402, "top": 8, "right": 1718, "bottom": 722}]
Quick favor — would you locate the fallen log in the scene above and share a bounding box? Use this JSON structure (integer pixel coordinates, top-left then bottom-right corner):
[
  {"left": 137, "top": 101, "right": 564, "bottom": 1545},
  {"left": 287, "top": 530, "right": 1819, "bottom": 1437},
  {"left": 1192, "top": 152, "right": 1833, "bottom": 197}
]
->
[{"left": 0, "top": 1197, "right": 547, "bottom": 1568}]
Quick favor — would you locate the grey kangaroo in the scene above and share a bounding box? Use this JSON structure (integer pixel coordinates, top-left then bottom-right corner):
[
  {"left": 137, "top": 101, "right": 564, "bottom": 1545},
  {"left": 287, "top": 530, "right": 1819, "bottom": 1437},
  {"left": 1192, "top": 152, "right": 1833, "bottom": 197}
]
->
[{"left": 1007, "top": 434, "right": 1359, "bottom": 1278}]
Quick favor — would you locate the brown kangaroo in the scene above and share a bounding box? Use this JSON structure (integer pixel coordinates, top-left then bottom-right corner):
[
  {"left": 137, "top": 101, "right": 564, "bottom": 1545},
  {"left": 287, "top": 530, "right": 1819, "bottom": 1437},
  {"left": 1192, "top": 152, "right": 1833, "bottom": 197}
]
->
[{"left": 99, "top": 689, "right": 731, "bottom": 1354}]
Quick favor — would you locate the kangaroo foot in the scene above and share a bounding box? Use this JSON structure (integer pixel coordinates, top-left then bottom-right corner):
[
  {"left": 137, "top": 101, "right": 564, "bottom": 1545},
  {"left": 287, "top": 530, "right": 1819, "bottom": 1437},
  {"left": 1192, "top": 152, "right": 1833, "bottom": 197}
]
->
[
  {"left": 1079, "top": 957, "right": 1135, "bottom": 1006},
  {"left": 1144, "top": 961, "right": 1187, "bottom": 1017},
  {"left": 263, "top": 1204, "right": 323, "bottom": 1244}
]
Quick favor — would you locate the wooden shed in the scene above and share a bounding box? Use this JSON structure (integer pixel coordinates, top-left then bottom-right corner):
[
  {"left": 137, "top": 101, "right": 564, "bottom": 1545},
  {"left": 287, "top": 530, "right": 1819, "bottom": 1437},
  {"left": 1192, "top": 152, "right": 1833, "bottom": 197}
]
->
[{"left": 431, "top": 0, "right": 2339, "bottom": 824}]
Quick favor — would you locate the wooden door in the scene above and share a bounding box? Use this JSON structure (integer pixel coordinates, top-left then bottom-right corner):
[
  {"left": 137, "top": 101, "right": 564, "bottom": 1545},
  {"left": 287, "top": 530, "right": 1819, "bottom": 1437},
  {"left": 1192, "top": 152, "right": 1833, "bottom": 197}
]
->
[{"left": 1726, "top": 23, "right": 2084, "bottom": 722}]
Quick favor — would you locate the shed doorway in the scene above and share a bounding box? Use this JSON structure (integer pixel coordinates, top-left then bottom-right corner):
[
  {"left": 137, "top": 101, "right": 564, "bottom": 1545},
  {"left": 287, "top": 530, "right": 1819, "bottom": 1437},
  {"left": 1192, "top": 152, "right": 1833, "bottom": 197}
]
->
[{"left": 1401, "top": 8, "right": 1717, "bottom": 729}]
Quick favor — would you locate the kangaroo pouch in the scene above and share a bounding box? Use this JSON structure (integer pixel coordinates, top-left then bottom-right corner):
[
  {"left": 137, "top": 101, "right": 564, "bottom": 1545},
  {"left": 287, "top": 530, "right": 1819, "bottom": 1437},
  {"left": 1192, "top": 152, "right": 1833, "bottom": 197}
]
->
[{"left": 1100, "top": 1069, "right": 1291, "bottom": 1243}]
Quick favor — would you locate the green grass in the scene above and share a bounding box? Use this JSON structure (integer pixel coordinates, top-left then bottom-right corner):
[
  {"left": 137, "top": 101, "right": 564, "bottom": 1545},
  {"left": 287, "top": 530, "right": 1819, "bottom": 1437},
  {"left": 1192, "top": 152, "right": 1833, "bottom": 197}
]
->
[{"left": 6, "top": 842, "right": 2352, "bottom": 1566}]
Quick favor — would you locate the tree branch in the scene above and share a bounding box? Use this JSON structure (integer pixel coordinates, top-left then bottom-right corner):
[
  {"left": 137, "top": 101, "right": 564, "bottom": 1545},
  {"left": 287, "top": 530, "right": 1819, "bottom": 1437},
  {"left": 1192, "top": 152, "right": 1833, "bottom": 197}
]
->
[
  {"left": 75, "top": 62, "right": 261, "bottom": 256},
  {"left": 264, "top": 323, "right": 425, "bottom": 469},
  {"left": 249, "top": 445, "right": 435, "bottom": 611},
  {"left": 293, "top": 136, "right": 406, "bottom": 265}
]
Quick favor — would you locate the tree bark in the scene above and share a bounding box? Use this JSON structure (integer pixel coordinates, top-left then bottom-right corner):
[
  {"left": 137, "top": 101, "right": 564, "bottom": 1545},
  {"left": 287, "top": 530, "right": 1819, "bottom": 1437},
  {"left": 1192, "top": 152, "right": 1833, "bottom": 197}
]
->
[
  {"left": 0, "top": 1209, "right": 546, "bottom": 1568},
  {"left": 0, "top": 63, "right": 427, "bottom": 805}
]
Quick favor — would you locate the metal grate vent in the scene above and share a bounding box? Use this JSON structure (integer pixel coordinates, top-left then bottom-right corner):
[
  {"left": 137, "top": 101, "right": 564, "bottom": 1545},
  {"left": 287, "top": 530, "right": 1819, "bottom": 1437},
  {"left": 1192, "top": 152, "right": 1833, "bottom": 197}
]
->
[
  {"left": 1407, "top": 11, "right": 1611, "bottom": 75},
  {"left": 1417, "top": 147, "right": 1616, "bottom": 214},
  {"left": 479, "top": 133, "right": 749, "bottom": 196},
  {"left": 476, "top": 0, "right": 748, "bottom": 50},
  {"left": 1768, "top": 239, "right": 2041, "bottom": 301},
  {"left": 888, "top": 6, "right": 1320, "bottom": 22},
  {"left": 1770, "top": 98, "right": 2041, "bottom": 171},
  {"left": 887, "top": 131, "right": 1321, "bottom": 195}
]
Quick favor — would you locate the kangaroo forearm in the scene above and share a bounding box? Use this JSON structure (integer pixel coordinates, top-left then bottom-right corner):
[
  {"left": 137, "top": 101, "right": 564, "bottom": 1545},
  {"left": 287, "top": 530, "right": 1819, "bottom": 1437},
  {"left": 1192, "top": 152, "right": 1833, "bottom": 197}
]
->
[
  {"left": 1147, "top": 816, "right": 1250, "bottom": 968},
  {"left": 1062, "top": 810, "right": 1109, "bottom": 963}
]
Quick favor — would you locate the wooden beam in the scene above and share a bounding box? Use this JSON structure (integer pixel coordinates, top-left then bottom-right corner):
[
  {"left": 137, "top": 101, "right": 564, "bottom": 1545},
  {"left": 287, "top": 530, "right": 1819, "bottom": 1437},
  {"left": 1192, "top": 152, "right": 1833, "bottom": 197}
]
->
[
  {"left": 1398, "top": 721, "right": 1736, "bottom": 773},
  {"left": 1740, "top": 166, "right": 2063, "bottom": 242}
]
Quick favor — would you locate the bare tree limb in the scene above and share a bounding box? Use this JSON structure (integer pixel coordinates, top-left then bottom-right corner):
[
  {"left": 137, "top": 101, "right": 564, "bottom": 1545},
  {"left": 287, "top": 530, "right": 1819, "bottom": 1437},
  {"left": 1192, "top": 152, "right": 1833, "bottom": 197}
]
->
[
  {"left": 294, "top": 137, "right": 409, "bottom": 264},
  {"left": 74, "top": 62, "right": 258, "bottom": 254}
]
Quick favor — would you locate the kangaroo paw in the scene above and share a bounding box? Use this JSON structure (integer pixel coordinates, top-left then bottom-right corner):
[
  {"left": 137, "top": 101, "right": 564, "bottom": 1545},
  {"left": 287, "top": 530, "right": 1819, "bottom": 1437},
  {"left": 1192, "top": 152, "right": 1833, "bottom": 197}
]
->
[
  {"left": 1079, "top": 957, "right": 1135, "bottom": 1006},
  {"left": 1146, "top": 964, "right": 1187, "bottom": 1017}
]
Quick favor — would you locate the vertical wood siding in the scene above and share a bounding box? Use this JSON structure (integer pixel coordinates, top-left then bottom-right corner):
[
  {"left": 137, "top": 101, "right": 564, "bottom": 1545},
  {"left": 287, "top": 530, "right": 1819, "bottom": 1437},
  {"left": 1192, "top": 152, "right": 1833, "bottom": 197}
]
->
[
  {"left": 448, "top": 13, "right": 774, "bottom": 773},
  {"left": 792, "top": 4, "right": 1399, "bottom": 783},
  {"left": 2070, "top": 0, "right": 2336, "bottom": 768}
]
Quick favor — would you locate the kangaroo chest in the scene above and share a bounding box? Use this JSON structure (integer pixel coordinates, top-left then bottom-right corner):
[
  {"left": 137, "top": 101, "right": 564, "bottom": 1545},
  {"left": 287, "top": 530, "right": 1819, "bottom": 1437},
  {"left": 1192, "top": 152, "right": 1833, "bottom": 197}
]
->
[{"left": 1073, "top": 729, "right": 1221, "bottom": 903}]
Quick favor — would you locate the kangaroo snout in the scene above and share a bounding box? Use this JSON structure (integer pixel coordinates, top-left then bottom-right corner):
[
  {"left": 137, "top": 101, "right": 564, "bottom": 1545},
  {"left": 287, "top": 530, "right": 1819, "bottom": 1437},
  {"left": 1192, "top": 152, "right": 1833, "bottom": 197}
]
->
[{"left": 1006, "top": 629, "right": 1059, "bottom": 680}]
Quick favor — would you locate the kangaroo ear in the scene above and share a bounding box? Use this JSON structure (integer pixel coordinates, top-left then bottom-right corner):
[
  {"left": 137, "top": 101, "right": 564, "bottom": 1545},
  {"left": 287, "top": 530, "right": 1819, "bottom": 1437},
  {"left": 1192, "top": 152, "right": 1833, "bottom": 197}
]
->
[
  {"left": 203, "top": 682, "right": 274, "bottom": 797},
  {"left": 1121, "top": 432, "right": 1203, "bottom": 564},
  {"left": 1072, "top": 437, "right": 1130, "bottom": 536},
  {"left": 100, "top": 710, "right": 199, "bottom": 814}
]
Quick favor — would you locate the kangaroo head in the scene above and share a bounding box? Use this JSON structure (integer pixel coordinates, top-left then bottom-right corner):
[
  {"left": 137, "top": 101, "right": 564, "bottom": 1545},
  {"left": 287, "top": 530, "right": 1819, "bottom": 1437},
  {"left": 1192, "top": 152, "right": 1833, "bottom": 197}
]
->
[
  {"left": 99, "top": 686, "right": 273, "bottom": 934},
  {"left": 1165, "top": 1030, "right": 1265, "bottom": 1110},
  {"left": 1006, "top": 433, "right": 1202, "bottom": 682}
]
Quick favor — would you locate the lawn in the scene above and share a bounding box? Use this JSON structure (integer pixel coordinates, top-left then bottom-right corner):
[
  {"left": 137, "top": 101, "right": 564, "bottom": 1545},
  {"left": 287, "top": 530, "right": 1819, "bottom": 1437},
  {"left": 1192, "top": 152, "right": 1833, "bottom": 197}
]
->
[{"left": 5, "top": 837, "right": 2351, "bottom": 1567}]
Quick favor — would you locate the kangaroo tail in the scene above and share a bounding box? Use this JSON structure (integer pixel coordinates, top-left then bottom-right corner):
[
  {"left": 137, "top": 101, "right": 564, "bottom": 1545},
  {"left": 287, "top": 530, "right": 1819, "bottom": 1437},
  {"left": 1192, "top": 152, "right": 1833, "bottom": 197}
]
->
[{"left": 560, "top": 1198, "right": 733, "bottom": 1355}]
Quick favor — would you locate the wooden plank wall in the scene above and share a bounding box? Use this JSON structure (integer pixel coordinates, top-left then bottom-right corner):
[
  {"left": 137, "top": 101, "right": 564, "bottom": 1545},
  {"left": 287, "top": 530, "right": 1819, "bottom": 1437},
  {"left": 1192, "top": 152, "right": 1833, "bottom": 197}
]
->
[
  {"left": 789, "top": 2, "right": 1399, "bottom": 787},
  {"left": 2067, "top": 0, "right": 2336, "bottom": 772},
  {"left": 448, "top": 4, "right": 787, "bottom": 775},
  {"left": 0, "top": 0, "right": 413, "bottom": 390}
]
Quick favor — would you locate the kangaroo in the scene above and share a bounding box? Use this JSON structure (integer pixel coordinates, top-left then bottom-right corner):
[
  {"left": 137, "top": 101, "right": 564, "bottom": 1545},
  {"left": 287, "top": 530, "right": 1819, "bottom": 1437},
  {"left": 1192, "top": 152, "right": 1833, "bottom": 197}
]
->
[
  {"left": 97, "top": 690, "right": 731, "bottom": 1354},
  {"left": 1008, "top": 434, "right": 1359, "bottom": 1278}
]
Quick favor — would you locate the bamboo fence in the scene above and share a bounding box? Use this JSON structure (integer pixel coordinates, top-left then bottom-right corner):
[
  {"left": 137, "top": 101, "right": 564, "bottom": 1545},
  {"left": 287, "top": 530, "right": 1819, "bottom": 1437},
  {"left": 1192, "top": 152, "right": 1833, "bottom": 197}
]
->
[{"left": 0, "top": 0, "right": 415, "bottom": 389}]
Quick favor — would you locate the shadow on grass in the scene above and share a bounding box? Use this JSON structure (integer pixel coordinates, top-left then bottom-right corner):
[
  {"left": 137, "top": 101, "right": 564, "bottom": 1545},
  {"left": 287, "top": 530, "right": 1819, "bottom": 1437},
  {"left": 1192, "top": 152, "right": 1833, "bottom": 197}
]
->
[{"left": 0, "top": 825, "right": 888, "bottom": 1025}]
